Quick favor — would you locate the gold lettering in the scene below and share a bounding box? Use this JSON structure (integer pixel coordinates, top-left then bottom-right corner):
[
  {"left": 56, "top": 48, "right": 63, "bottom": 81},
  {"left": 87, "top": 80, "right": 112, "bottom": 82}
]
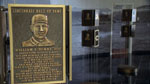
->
[
  {"left": 15, "top": 47, "right": 62, "bottom": 82},
  {"left": 12, "top": 8, "right": 61, "bottom": 14},
  {"left": 12, "top": 9, "right": 35, "bottom": 13},
  {"left": 46, "top": 9, "right": 52, "bottom": 13},
  {"left": 35, "top": 9, "right": 46, "bottom": 13}
]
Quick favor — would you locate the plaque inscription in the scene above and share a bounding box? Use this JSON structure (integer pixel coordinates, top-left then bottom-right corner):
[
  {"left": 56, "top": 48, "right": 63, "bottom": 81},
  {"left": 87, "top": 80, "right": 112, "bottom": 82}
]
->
[{"left": 8, "top": 4, "right": 66, "bottom": 84}]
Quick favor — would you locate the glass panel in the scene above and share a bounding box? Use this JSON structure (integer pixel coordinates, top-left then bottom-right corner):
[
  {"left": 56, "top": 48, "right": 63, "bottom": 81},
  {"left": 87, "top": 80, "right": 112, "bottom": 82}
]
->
[
  {"left": 111, "top": 2, "right": 150, "bottom": 84},
  {"left": 69, "top": 1, "right": 111, "bottom": 84},
  {"left": 111, "top": 3, "right": 135, "bottom": 84},
  {"left": 132, "top": 3, "right": 150, "bottom": 84}
]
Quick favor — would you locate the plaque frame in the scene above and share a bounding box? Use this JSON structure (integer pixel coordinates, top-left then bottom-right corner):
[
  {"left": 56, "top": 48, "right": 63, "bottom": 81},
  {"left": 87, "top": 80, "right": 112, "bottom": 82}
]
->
[
  {"left": 8, "top": 4, "right": 67, "bottom": 84},
  {"left": 68, "top": 5, "right": 72, "bottom": 81},
  {"left": 69, "top": 6, "right": 72, "bottom": 81}
]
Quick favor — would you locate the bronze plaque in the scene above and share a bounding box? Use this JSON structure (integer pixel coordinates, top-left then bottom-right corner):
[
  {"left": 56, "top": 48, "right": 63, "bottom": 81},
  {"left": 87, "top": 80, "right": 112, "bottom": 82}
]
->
[
  {"left": 121, "top": 25, "right": 132, "bottom": 37},
  {"left": 122, "top": 9, "right": 132, "bottom": 22},
  {"left": 8, "top": 4, "right": 66, "bottom": 84}
]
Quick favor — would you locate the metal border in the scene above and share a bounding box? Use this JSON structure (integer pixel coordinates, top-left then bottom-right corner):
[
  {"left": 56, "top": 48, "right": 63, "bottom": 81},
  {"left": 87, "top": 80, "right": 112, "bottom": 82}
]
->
[{"left": 68, "top": 5, "right": 72, "bottom": 81}]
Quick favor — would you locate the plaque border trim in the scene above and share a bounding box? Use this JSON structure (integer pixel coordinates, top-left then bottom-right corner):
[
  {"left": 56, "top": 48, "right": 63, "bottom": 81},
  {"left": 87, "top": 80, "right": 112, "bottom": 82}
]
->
[
  {"left": 69, "top": 5, "right": 72, "bottom": 81},
  {"left": 8, "top": 4, "right": 66, "bottom": 84}
]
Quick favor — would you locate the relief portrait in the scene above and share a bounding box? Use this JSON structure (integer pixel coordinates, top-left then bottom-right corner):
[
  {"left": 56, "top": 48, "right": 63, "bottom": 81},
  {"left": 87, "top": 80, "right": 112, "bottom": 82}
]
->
[{"left": 22, "top": 14, "right": 55, "bottom": 47}]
